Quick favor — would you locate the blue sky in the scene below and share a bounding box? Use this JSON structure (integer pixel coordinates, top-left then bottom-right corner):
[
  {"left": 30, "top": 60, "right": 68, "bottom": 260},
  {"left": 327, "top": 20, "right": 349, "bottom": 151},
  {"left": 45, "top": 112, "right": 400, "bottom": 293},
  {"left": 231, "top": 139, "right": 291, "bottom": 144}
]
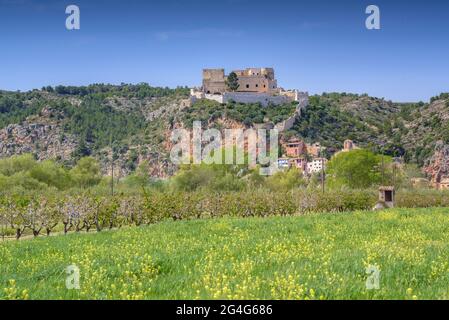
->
[{"left": 1, "top": 0, "right": 448, "bottom": 102}]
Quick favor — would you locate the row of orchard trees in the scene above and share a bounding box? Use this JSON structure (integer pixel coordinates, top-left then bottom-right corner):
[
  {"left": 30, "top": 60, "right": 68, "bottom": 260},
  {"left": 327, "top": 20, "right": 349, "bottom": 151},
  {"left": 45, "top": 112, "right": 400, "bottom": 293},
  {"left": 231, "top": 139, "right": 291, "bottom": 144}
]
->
[
  {"left": 0, "top": 195, "right": 145, "bottom": 240},
  {"left": 0, "top": 192, "right": 291, "bottom": 240},
  {"left": 0, "top": 190, "right": 378, "bottom": 240}
]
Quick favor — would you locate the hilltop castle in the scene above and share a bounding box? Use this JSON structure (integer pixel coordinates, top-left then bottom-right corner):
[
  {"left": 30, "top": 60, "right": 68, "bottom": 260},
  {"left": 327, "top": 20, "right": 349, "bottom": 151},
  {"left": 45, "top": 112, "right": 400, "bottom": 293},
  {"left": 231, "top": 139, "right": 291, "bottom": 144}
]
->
[
  {"left": 189, "top": 67, "right": 308, "bottom": 108},
  {"left": 202, "top": 68, "right": 278, "bottom": 95}
]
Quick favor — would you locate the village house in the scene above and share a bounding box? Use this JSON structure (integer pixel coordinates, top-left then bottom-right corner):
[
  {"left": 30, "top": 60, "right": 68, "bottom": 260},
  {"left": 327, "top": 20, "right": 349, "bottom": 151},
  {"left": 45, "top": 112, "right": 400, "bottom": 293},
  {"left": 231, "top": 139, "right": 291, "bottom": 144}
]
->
[
  {"left": 332, "top": 139, "right": 359, "bottom": 157},
  {"left": 278, "top": 136, "right": 328, "bottom": 175},
  {"left": 307, "top": 158, "right": 327, "bottom": 174},
  {"left": 306, "top": 142, "right": 323, "bottom": 158},
  {"left": 343, "top": 139, "right": 357, "bottom": 152},
  {"left": 341, "top": 139, "right": 358, "bottom": 153},
  {"left": 284, "top": 137, "right": 307, "bottom": 158},
  {"left": 290, "top": 157, "right": 308, "bottom": 171},
  {"left": 277, "top": 158, "right": 290, "bottom": 170},
  {"left": 281, "top": 138, "right": 325, "bottom": 159},
  {"left": 277, "top": 156, "right": 308, "bottom": 172}
]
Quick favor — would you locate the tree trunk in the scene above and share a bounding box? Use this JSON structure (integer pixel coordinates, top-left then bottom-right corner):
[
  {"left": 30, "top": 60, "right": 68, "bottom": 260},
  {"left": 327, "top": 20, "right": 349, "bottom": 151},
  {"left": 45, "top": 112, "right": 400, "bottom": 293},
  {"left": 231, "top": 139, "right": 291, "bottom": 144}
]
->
[{"left": 95, "top": 220, "right": 102, "bottom": 232}]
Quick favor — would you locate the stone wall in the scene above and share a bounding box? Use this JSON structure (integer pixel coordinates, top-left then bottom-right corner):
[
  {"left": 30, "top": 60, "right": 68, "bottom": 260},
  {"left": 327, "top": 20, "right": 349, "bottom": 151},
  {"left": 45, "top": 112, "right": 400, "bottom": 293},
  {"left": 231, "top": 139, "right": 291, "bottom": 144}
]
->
[
  {"left": 204, "top": 94, "right": 225, "bottom": 103},
  {"left": 235, "top": 75, "right": 277, "bottom": 94},
  {"left": 202, "top": 69, "right": 226, "bottom": 94},
  {"left": 222, "top": 92, "right": 291, "bottom": 106},
  {"left": 274, "top": 114, "right": 298, "bottom": 132},
  {"left": 188, "top": 89, "right": 309, "bottom": 132}
]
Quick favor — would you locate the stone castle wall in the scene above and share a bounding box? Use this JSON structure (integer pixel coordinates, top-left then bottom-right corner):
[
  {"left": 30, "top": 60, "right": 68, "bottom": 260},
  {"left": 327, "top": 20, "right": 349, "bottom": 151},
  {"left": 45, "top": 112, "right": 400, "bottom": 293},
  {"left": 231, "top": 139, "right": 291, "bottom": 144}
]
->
[
  {"left": 222, "top": 92, "right": 291, "bottom": 106},
  {"left": 202, "top": 69, "right": 226, "bottom": 94},
  {"left": 202, "top": 67, "right": 279, "bottom": 95}
]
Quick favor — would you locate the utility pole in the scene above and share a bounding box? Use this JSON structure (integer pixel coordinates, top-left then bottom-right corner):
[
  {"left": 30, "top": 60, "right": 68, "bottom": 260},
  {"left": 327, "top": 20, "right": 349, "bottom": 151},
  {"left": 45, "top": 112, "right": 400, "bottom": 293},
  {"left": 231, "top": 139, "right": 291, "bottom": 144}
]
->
[
  {"left": 111, "top": 153, "right": 114, "bottom": 196},
  {"left": 392, "top": 159, "right": 397, "bottom": 188},
  {"left": 110, "top": 117, "right": 114, "bottom": 197},
  {"left": 320, "top": 145, "right": 325, "bottom": 194},
  {"left": 381, "top": 144, "right": 385, "bottom": 185}
]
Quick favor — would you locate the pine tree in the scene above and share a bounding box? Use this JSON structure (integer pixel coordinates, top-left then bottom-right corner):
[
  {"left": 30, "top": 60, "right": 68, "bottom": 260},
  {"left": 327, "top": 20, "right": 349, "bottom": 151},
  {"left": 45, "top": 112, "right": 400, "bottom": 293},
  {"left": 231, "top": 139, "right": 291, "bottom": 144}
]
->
[{"left": 226, "top": 72, "right": 240, "bottom": 92}]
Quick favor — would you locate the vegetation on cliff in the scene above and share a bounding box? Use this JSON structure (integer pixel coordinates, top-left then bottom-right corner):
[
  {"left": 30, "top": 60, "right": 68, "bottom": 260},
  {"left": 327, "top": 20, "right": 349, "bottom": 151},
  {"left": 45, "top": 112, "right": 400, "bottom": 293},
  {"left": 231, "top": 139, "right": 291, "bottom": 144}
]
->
[{"left": 1, "top": 85, "right": 448, "bottom": 178}]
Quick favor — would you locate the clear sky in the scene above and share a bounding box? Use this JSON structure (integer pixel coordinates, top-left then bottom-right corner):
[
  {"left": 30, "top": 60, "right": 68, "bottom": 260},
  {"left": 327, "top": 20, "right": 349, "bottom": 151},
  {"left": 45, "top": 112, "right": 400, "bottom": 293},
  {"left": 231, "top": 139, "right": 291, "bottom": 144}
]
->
[{"left": 1, "top": 0, "right": 448, "bottom": 102}]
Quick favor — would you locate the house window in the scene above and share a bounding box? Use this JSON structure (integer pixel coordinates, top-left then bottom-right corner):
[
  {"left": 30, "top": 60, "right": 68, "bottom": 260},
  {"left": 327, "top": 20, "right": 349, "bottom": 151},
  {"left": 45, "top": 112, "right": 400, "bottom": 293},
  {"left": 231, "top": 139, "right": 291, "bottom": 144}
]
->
[
  {"left": 255, "top": 84, "right": 258, "bottom": 88},
  {"left": 246, "top": 84, "right": 249, "bottom": 89}
]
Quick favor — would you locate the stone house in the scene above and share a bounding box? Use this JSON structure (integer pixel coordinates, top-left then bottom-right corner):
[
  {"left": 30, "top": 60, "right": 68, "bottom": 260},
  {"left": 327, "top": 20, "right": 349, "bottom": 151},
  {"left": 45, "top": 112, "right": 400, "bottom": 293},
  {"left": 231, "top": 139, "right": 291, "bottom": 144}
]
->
[
  {"left": 306, "top": 142, "right": 323, "bottom": 158},
  {"left": 283, "top": 137, "right": 307, "bottom": 158}
]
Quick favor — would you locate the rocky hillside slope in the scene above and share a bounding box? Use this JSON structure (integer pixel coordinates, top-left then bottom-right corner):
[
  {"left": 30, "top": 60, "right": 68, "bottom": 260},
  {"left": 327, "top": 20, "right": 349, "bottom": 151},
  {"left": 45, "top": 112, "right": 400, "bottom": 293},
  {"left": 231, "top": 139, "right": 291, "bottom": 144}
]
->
[{"left": 0, "top": 85, "right": 448, "bottom": 181}]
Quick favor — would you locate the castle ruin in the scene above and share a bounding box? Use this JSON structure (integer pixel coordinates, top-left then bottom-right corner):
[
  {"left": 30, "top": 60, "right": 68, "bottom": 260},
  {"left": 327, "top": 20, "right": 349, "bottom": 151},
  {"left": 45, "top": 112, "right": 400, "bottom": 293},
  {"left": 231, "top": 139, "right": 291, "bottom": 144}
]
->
[
  {"left": 190, "top": 67, "right": 308, "bottom": 109},
  {"left": 185, "top": 67, "right": 309, "bottom": 132},
  {"left": 202, "top": 68, "right": 278, "bottom": 95}
]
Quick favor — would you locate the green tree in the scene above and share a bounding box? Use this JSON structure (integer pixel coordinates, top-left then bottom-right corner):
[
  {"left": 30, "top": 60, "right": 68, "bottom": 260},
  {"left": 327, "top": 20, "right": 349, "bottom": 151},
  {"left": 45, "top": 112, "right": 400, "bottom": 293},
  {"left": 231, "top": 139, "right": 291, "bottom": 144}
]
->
[
  {"left": 29, "top": 160, "right": 72, "bottom": 190},
  {"left": 70, "top": 157, "right": 102, "bottom": 188},
  {"left": 125, "top": 160, "right": 151, "bottom": 188},
  {"left": 73, "top": 137, "right": 91, "bottom": 159},
  {"left": 171, "top": 147, "right": 248, "bottom": 192},
  {"left": 226, "top": 72, "right": 240, "bottom": 92},
  {"left": 326, "top": 149, "right": 390, "bottom": 189},
  {"left": 0, "top": 154, "right": 36, "bottom": 176},
  {"left": 266, "top": 169, "right": 307, "bottom": 191}
]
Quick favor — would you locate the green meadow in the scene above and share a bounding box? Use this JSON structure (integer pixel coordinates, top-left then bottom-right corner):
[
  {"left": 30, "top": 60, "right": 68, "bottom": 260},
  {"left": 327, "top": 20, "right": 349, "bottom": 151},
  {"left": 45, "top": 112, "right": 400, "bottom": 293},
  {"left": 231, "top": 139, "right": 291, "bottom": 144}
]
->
[{"left": 2, "top": 207, "right": 449, "bottom": 300}]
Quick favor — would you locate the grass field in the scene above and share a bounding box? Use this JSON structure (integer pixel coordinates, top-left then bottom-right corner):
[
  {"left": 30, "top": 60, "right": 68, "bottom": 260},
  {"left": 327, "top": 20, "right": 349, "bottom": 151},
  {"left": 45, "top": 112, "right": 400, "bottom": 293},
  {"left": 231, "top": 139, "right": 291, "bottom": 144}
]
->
[{"left": 1, "top": 207, "right": 449, "bottom": 300}]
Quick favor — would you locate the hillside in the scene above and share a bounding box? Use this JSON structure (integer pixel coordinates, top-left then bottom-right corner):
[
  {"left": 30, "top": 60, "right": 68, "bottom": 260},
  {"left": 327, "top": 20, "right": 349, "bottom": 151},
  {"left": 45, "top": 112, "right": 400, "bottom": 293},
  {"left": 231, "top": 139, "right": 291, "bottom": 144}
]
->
[
  {"left": 2, "top": 208, "right": 449, "bottom": 300},
  {"left": 0, "top": 86, "right": 448, "bottom": 179}
]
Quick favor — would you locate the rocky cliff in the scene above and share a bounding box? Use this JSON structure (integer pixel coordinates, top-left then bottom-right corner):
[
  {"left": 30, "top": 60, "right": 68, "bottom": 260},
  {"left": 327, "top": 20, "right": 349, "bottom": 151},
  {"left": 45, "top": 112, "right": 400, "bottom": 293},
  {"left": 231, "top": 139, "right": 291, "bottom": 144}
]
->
[
  {"left": 0, "top": 86, "right": 448, "bottom": 181},
  {"left": 424, "top": 141, "right": 449, "bottom": 188},
  {"left": 0, "top": 107, "right": 77, "bottom": 161}
]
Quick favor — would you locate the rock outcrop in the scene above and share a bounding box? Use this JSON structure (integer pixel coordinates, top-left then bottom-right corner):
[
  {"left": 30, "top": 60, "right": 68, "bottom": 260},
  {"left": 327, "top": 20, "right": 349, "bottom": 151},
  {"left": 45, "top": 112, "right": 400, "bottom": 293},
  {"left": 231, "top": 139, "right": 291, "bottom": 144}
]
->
[
  {"left": 424, "top": 141, "right": 449, "bottom": 189},
  {"left": 0, "top": 107, "right": 77, "bottom": 161}
]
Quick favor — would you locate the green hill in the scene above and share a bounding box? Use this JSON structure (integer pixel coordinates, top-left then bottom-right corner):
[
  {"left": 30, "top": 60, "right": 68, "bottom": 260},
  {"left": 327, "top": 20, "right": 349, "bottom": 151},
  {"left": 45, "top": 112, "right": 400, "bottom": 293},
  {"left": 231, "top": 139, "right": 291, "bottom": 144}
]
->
[{"left": 0, "top": 85, "right": 448, "bottom": 178}]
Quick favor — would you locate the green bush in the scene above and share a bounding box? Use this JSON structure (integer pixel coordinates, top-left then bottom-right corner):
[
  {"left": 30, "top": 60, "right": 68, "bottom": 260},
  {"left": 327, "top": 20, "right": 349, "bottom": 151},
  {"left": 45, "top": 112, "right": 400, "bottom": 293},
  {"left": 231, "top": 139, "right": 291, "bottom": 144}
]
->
[{"left": 0, "top": 155, "right": 102, "bottom": 193}]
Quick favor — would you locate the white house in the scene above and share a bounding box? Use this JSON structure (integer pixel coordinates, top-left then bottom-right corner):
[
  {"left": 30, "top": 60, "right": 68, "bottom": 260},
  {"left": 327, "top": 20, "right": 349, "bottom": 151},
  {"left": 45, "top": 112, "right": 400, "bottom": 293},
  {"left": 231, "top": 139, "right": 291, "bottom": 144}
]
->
[{"left": 307, "top": 158, "right": 327, "bottom": 174}]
